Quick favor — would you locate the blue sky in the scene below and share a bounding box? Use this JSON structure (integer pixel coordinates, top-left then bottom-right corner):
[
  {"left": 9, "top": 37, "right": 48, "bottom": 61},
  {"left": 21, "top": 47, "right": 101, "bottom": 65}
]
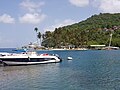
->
[{"left": 0, "top": 0, "right": 120, "bottom": 48}]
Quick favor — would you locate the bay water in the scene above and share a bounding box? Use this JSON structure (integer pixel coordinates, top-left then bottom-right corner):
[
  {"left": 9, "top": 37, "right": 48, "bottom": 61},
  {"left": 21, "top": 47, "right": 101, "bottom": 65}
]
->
[{"left": 0, "top": 49, "right": 120, "bottom": 90}]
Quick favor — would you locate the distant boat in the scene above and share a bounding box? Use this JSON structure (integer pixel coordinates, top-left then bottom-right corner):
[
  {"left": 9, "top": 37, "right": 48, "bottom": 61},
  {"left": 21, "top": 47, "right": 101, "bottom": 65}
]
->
[
  {"left": 67, "top": 57, "right": 73, "bottom": 60},
  {"left": 103, "top": 33, "right": 119, "bottom": 50},
  {"left": 0, "top": 51, "right": 62, "bottom": 66},
  {"left": 51, "top": 48, "right": 66, "bottom": 50},
  {"left": 13, "top": 42, "right": 46, "bottom": 52},
  {"left": 103, "top": 46, "right": 119, "bottom": 50}
]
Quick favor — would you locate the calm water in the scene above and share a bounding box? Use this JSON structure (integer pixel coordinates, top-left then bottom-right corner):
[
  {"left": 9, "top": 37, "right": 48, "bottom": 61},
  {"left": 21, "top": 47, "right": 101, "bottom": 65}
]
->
[{"left": 0, "top": 49, "right": 120, "bottom": 90}]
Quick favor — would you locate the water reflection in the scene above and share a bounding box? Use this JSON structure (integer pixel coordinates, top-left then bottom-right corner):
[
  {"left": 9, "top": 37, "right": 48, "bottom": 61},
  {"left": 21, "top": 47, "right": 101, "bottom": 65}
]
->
[{"left": 0, "top": 63, "right": 61, "bottom": 90}]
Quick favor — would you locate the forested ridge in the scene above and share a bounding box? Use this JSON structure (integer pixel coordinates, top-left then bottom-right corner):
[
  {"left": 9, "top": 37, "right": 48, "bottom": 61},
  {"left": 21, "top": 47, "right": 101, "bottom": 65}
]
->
[{"left": 42, "top": 13, "right": 120, "bottom": 48}]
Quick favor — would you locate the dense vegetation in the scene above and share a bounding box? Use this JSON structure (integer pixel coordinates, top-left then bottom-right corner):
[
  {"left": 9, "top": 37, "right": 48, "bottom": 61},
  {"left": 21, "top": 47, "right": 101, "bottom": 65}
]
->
[{"left": 42, "top": 13, "right": 120, "bottom": 48}]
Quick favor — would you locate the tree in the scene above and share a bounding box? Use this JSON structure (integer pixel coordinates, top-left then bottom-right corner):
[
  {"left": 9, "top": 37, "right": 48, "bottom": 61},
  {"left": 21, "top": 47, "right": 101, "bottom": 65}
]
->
[
  {"left": 34, "top": 27, "right": 39, "bottom": 45},
  {"left": 42, "top": 13, "right": 120, "bottom": 48},
  {"left": 37, "top": 32, "right": 42, "bottom": 46},
  {"left": 42, "top": 34, "right": 45, "bottom": 40}
]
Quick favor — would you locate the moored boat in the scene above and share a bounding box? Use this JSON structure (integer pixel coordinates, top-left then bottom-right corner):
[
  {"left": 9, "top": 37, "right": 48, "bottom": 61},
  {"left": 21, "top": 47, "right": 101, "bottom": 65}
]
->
[
  {"left": 0, "top": 51, "right": 62, "bottom": 66},
  {"left": 67, "top": 57, "right": 73, "bottom": 60}
]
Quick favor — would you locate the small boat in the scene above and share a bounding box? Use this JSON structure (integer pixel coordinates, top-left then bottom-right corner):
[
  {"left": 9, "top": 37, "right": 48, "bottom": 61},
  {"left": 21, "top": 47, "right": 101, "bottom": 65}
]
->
[
  {"left": 67, "top": 57, "right": 73, "bottom": 60},
  {"left": 103, "top": 33, "right": 119, "bottom": 50},
  {"left": 0, "top": 51, "right": 62, "bottom": 66}
]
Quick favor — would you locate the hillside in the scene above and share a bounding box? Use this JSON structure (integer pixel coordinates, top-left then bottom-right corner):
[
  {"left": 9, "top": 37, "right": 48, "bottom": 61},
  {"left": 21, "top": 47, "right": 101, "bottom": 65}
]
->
[{"left": 42, "top": 13, "right": 120, "bottom": 48}]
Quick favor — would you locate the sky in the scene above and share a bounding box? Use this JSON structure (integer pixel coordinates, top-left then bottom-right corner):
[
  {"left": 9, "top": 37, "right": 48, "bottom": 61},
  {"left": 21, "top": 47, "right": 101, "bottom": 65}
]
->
[{"left": 0, "top": 0, "right": 120, "bottom": 48}]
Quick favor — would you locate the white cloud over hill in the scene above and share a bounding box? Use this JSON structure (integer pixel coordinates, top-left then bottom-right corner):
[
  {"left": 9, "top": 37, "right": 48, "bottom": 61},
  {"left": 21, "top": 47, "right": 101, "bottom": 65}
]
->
[
  {"left": 45, "top": 19, "right": 77, "bottom": 32},
  {"left": 69, "top": 0, "right": 120, "bottom": 13},
  {"left": 98, "top": 0, "right": 120, "bottom": 13}
]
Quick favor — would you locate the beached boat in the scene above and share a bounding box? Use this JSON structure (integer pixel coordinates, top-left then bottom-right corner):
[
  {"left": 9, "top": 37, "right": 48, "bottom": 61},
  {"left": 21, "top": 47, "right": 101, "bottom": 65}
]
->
[{"left": 0, "top": 51, "right": 62, "bottom": 66}]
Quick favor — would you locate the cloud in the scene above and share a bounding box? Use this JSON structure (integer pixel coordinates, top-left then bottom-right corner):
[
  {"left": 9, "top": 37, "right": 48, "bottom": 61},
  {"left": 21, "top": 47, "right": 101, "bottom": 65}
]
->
[
  {"left": 19, "top": 13, "right": 46, "bottom": 24},
  {"left": 69, "top": 0, "right": 89, "bottom": 7},
  {"left": 0, "top": 14, "right": 15, "bottom": 24},
  {"left": 68, "top": 0, "right": 120, "bottom": 13},
  {"left": 19, "top": 0, "right": 46, "bottom": 24},
  {"left": 44, "top": 19, "right": 77, "bottom": 32},
  {"left": 93, "top": 0, "right": 120, "bottom": 13},
  {"left": 20, "top": 0, "right": 45, "bottom": 13}
]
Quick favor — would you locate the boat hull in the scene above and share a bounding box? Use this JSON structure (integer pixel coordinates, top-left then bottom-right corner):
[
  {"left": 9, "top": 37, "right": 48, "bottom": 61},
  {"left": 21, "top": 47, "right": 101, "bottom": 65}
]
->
[
  {"left": 0, "top": 56, "right": 61, "bottom": 66},
  {"left": 2, "top": 59, "right": 60, "bottom": 66},
  {"left": 0, "top": 51, "right": 62, "bottom": 66}
]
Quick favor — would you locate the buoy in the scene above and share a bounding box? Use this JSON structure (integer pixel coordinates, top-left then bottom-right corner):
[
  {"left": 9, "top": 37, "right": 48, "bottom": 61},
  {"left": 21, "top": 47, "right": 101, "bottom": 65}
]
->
[{"left": 67, "top": 57, "right": 73, "bottom": 60}]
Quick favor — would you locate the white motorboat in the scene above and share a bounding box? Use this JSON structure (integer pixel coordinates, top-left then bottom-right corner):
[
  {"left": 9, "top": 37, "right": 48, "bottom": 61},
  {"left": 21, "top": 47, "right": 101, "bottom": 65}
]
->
[
  {"left": 0, "top": 51, "right": 62, "bottom": 66},
  {"left": 67, "top": 57, "right": 73, "bottom": 60}
]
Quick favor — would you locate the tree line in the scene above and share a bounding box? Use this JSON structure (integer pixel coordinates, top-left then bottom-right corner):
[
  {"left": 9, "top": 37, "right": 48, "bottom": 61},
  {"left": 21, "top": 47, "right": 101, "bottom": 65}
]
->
[{"left": 36, "top": 13, "right": 120, "bottom": 48}]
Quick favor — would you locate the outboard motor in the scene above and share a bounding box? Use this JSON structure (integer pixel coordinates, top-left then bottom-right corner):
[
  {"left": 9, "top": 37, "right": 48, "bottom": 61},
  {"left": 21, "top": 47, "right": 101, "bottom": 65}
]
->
[{"left": 53, "top": 54, "right": 62, "bottom": 62}]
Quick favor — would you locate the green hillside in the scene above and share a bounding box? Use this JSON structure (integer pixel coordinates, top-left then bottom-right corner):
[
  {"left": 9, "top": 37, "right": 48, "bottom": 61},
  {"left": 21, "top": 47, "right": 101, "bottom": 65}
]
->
[{"left": 42, "top": 13, "right": 120, "bottom": 48}]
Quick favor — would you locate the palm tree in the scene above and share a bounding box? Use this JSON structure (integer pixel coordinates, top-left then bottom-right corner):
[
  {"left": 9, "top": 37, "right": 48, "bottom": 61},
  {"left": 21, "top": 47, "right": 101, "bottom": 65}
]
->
[
  {"left": 37, "top": 32, "right": 42, "bottom": 46},
  {"left": 34, "top": 27, "right": 39, "bottom": 45},
  {"left": 42, "top": 34, "right": 45, "bottom": 40}
]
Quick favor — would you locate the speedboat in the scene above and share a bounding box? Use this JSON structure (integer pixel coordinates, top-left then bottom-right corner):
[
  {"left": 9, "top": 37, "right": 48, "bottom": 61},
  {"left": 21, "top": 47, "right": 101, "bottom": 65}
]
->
[{"left": 0, "top": 51, "right": 62, "bottom": 66}]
